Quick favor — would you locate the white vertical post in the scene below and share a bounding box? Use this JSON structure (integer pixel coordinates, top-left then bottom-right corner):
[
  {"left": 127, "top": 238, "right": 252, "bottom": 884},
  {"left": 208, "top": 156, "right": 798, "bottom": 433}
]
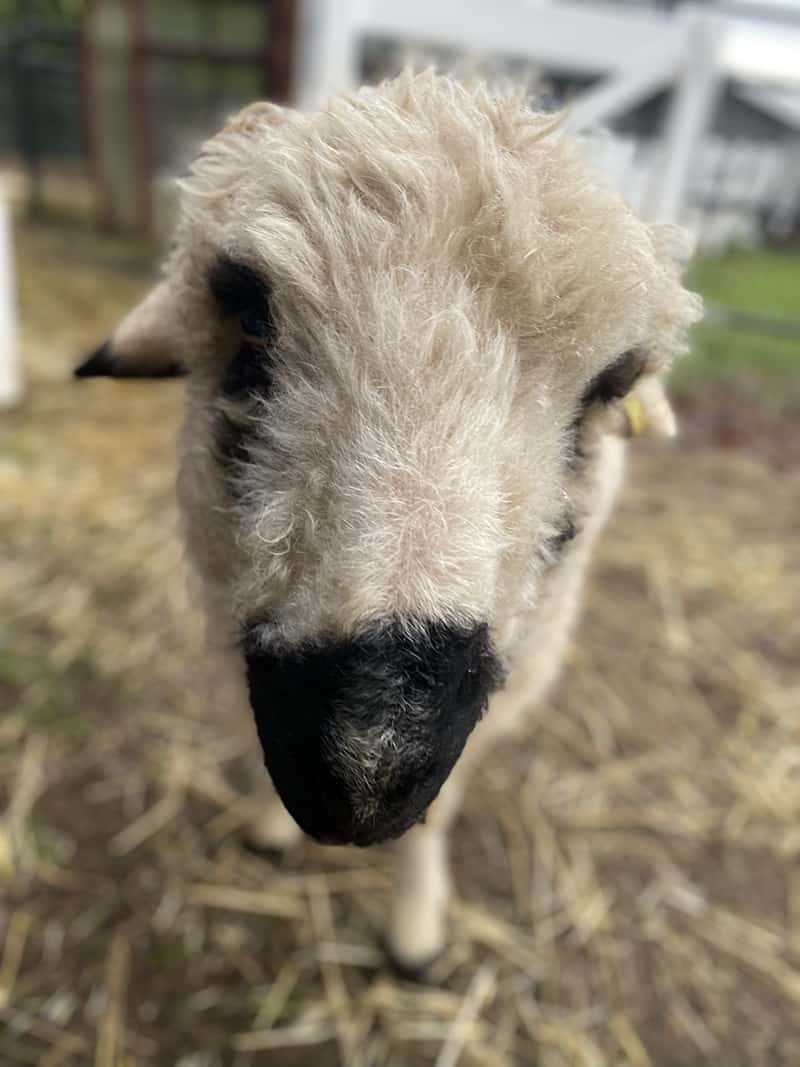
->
[
  {"left": 645, "top": 13, "right": 725, "bottom": 224},
  {"left": 0, "top": 187, "right": 22, "bottom": 410},
  {"left": 291, "top": 0, "right": 366, "bottom": 111}
]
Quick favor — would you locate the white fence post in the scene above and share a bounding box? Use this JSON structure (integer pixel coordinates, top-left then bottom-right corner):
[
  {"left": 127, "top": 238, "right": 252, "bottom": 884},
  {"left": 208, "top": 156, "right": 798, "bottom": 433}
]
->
[
  {"left": 292, "top": 0, "right": 365, "bottom": 110},
  {"left": 645, "top": 13, "right": 725, "bottom": 223},
  {"left": 0, "top": 188, "right": 22, "bottom": 410}
]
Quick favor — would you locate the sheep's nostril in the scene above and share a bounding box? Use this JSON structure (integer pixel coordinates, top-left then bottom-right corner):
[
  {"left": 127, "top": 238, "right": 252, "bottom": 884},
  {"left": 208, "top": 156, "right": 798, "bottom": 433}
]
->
[{"left": 243, "top": 617, "right": 504, "bottom": 845}]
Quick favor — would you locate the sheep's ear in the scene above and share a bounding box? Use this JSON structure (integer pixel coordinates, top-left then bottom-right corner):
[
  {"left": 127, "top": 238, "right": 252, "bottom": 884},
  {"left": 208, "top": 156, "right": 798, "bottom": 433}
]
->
[
  {"left": 74, "top": 280, "right": 186, "bottom": 380},
  {"left": 74, "top": 341, "right": 185, "bottom": 380},
  {"left": 621, "top": 377, "right": 677, "bottom": 439},
  {"left": 76, "top": 102, "right": 294, "bottom": 382}
]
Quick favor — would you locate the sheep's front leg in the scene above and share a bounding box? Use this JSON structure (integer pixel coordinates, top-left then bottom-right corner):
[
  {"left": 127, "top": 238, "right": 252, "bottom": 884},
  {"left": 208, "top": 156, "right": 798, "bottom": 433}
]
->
[
  {"left": 243, "top": 757, "right": 304, "bottom": 855},
  {"left": 205, "top": 642, "right": 303, "bottom": 856},
  {"left": 385, "top": 650, "right": 550, "bottom": 979},
  {"left": 387, "top": 772, "right": 466, "bottom": 978},
  {"left": 388, "top": 820, "right": 450, "bottom": 979}
]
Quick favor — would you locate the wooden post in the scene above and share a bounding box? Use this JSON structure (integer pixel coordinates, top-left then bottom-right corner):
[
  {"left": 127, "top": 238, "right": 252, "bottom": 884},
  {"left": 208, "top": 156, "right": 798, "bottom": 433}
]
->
[
  {"left": 93, "top": 0, "right": 140, "bottom": 231},
  {"left": 268, "top": 0, "right": 297, "bottom": 102},
  {"left": 127, "top": 0, "right": 153, "bottom": 231},
  {"left": 0, "top": 188, "right": 22, "bottom": 409},
  {"left": 79, "top": 0, "right": 116, "bottom": 228}
]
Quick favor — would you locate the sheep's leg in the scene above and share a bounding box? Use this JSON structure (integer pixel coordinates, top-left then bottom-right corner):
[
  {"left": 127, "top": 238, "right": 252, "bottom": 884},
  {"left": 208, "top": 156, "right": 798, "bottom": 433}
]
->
[
  {"left": 242, "top": 758, "right": 303, "bottom": 854},
  {"left": 388, "top": 822, "right": 450, "bottom": 978},
  {"left": 387, "top": 776, "right": 465, "bottom": 978},
  {"left": 202, "top": 639, "right": 303, "bottom": 855},
  {"left": 385, "top": 649, "right": 558, "bottom": 978}
]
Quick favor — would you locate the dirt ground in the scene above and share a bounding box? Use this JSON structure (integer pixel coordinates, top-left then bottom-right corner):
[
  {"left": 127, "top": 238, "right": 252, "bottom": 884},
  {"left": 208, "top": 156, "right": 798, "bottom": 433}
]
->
[{"left": 2, "top": 221, "right": 800, "bottom": 1067}]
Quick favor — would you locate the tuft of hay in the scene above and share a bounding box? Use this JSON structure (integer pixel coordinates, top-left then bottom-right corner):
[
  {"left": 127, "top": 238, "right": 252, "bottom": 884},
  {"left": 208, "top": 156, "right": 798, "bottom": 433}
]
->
[{"left": 2, "top": 219, "right": 800, "bottom": 1065}]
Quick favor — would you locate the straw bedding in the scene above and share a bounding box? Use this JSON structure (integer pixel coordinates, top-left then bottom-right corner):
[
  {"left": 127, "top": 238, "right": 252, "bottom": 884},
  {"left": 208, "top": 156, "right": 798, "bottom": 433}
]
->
[{"left": 1, "top": 221, "right": 799, "bottom": 1066}]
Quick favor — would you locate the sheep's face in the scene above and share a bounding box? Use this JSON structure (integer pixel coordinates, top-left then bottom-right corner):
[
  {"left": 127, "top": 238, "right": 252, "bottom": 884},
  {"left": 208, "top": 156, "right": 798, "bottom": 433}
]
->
[{"left": 78, "top": 74, "right": 700, "bottom": 846}]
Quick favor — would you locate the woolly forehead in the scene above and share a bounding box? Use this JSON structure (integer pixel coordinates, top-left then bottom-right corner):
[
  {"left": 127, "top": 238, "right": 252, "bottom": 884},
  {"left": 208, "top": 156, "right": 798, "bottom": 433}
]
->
[
  {"left": 179, "top": 86, "right": 685, "bottom": 388},
  {"left": 77, "top": 77, "right": 701, "bottom": 648}
]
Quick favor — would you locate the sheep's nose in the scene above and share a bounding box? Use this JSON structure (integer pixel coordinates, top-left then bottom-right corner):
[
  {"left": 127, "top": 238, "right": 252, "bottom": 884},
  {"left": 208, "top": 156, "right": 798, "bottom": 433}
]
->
[{"left": 243, "top": 619, "right": 503, "bottom": 846}]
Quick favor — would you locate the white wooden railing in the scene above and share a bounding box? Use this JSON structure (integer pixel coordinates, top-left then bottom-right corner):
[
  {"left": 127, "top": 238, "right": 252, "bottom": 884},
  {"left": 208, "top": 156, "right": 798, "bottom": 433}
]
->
[{"left": 293, "top": 1, "right": 729, "bottom": 227}]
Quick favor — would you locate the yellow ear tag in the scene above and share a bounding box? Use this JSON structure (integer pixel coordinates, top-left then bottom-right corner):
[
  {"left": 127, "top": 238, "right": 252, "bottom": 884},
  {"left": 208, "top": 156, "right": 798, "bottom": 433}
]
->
[{"left": 623, "top": 395, "right": 646, "bottom": 437}]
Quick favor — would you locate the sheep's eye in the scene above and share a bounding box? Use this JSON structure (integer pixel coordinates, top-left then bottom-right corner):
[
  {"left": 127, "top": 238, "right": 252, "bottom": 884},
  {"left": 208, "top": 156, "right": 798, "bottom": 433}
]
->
[
  {"left": 210, "top": 254, "right": 276, "bottom": 399},
  {"left": 209, "top": 254, "right": 274, "bottom": 338},
  {"left": 240, "top": 309, "right": 271, "bottom": 338},
  {"left": 581, "top": 350, "right": 646, "bottom": 408}
]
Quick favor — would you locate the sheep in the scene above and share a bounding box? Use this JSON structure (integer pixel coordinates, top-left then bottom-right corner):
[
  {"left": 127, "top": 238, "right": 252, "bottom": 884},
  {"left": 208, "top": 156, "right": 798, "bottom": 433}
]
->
[{"left": 76, "top": 71, "right": 702, "bottom": 977}]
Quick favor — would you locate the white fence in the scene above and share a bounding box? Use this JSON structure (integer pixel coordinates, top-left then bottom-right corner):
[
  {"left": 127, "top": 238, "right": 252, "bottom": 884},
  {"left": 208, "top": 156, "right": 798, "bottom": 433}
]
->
[
  {"left": 2, "top": 2, "right": 799, "bottom": 409},
  {"left": 293, "top": 0, "right": 800, "bottom": 236},
  {"left": 585, "top": 133, "right": 800, "bottom": 252},
  {"left": 294, "top": 0, "right": 689, "bottom": 113},
  {"left": 0, "top": 189, "right": 21, "bottom": 409}
]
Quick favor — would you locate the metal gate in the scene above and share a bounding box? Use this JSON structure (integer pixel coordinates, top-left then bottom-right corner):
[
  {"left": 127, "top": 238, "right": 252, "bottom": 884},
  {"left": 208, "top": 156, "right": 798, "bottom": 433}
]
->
[
  {"left": 0, "top": 3, "right": 84, "bottom": 214},
  {"left": 1, "top": 0, "right": 297, "bottom": 230}
]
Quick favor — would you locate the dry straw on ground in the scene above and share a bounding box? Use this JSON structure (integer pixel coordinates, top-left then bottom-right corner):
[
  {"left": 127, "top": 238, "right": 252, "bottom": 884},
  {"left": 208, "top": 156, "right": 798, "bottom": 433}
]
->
[{"left": 1, "top": 221, "right": 800, "bottom": 1066}]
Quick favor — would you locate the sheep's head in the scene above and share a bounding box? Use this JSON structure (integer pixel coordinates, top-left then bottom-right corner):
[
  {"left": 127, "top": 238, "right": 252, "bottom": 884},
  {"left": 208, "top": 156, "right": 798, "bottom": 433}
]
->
[{"left": 77, "top": 73, "right": 701, "bottom": 846}]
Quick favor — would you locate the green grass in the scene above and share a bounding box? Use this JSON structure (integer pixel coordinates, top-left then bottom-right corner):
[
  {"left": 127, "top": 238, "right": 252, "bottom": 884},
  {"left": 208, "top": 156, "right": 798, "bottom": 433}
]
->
[
  {"left": 688, "top": 248, "right": 799, "bottom": 315},
  {"left": 672, "top": 248, "right": 800, "bottom": 410}
]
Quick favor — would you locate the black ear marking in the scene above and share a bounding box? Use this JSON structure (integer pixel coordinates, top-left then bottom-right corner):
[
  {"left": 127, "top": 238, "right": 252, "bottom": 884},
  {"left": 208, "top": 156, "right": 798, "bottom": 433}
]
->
[
  {"left": 74, "top": 342, "right": 115, "bottom": 378},
  {"left": 74, "top": 341, "right": 186, "bottom": 380},
  {"left": 581, "top": 349, "right": 647, "bottom": 408}
]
